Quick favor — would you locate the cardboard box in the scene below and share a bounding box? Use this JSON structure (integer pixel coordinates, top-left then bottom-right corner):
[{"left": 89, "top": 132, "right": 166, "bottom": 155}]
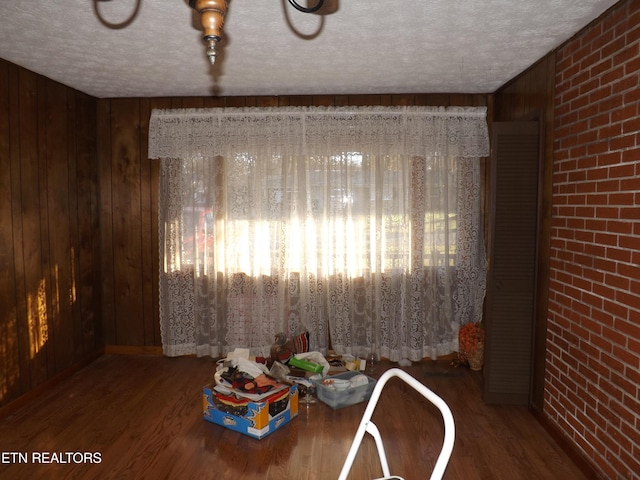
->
[
  {"left": 312, "top": 371, "right": 376, "bottom": 409},
  {"left": 203, "top": 383, "right": 298, "bottom": 439}
]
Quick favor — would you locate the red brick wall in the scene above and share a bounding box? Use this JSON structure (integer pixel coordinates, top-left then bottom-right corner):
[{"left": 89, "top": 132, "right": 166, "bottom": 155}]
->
[{"left": 550, "top": 0, "right": 640, "bottom": 478}]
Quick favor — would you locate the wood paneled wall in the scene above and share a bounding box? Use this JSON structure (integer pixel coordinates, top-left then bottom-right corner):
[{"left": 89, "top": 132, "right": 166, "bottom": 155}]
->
[
  {"left": 98, "top": 98, "right": 162, "bottom": 348},
  {"left": 98, "top": 93, "right": 492, "bottom": 348},
  {"left": 0, "top": 59, "right": 101, "bottom": 409}
]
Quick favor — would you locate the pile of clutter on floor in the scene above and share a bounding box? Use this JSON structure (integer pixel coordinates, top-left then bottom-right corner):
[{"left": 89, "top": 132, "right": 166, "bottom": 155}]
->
[
  {"left": 202, "top": 332, "right": 378, "bottom": 438},
  {"left": 215, "top": 331, "right": 375, "bottom": 400}
]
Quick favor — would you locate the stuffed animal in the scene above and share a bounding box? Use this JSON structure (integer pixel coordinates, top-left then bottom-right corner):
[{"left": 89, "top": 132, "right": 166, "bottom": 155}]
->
[{"left": 269, "top": 331, "right": 309, "bottom": 364}]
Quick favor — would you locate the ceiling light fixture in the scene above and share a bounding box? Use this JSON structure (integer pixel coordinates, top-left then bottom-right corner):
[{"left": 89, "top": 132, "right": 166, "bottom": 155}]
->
[
  {"left": 188, "top": 0, "right": 228, "bottom": 65},
  {"left": 94, "top": 0, "right": 326, "bottom": 66},
  {"left": 93, "top": 0, "right": 142, "bottom": 30},
  {"left": 287, "top": 0, "right": 325, "bottom": 14},
  {"left": 189, "top": 0, "right": 325, "bottom": 65}
]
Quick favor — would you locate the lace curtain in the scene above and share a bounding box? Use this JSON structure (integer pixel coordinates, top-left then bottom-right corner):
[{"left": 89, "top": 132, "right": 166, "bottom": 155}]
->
[{"left": 149, "top": 106, "right": 489, "bottom": 360}]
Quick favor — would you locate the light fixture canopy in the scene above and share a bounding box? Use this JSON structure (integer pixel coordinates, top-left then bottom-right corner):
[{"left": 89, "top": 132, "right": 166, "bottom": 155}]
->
[
  {"left": 188, "top": 0, "right": 327, "bottom": 65},
  {"left": 189, "top": 0, "right": 228, "bottom": 65}
]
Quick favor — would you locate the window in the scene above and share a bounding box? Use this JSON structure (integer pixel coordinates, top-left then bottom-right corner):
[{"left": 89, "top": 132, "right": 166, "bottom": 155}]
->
[
  {"left": 178, "top": 153, "right": 459, "bottom": 276},
  {"left": 151, "top": 106, "right": 489, "bottom": 360}
]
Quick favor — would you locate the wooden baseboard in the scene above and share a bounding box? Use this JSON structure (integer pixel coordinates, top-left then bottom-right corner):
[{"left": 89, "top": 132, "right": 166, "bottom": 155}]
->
[
  {"left": 0, "top": 347, "right": 105, "bottom": 421},
  {"left": 531, "top": 409, "right": 601, "bottom": 479},
  {"left": 104, "top": 345, "right": 163, "bottom": 355}
]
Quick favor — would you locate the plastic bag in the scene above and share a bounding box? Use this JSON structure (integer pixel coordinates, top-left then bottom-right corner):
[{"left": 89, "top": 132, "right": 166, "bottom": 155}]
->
[{"left": 293, "top": 351, "right": 331, "bottom": 376}]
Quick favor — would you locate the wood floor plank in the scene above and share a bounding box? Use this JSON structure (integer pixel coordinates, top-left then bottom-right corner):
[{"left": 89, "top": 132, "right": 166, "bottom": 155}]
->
[{"left": 0, "top": 355, "right": 590, "bottom": 480}]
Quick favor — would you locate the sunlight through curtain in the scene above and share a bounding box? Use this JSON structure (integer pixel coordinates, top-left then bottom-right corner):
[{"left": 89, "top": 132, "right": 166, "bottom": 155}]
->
[{"left": 149, "top": 106, "right": 489, "bottom": 361}]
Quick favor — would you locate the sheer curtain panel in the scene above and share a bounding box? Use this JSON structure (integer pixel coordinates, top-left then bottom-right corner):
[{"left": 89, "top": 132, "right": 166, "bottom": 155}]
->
[{"left": 149, "top": 106, "right": 489, "bottom": 360}]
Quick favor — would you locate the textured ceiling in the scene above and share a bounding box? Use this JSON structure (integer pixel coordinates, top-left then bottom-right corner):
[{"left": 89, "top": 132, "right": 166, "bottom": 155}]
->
[{"left": 0, "top": 0, "right": 620, "bottom": 98}]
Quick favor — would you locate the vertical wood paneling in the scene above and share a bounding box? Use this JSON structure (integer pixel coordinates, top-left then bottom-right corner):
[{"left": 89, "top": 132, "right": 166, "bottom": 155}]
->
[
  {"left": 111, "top": 99, "right": 145, "bottom": 345},
  {"left": 97, "top": 99, "right": 115, "bottom": 345},
  {"left": 36, "top": 75, "right": 55, "bottom": 377},
  {"left": 139, "top": 98, "right": 155, "bottom": 346},
  {"left": 45, "top": 80, "right": 75, "bottom": 373},
  {"left": 140, "top": 98, "right": 170, "bottom": 346},
  {"left": 19, "top": 68, "right": 50, "bottom": 387},
  {"left": 65, "top": 89, "right": 83, "bottom": 362},
  {"left": 0, "top": 59, "right": 100, "bottom": 410},
  {"left": 0, "top": 60, "right": 22, "bottom": 406},
  {"left": 7, "top": 63, "right": 31, "bottom": 397},
  {"left": 75, "top": 91, "right": 101, "bottom": 355}
]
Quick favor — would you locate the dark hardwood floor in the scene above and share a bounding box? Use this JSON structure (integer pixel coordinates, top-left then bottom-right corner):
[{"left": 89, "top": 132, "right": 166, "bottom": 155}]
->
[{"left": 0, "top": 355, "right": 589, "bottom": 480}]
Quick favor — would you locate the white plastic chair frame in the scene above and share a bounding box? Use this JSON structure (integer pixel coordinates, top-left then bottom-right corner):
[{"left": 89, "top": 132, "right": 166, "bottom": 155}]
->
[{"left": 338, "top": 368, "right": 455, "bottom": 480}]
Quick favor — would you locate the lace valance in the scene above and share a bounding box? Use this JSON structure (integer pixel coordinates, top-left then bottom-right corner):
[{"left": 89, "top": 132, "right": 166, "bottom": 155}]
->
[{"left": 148, "top": 106, "right": 489, "bottom": 160}]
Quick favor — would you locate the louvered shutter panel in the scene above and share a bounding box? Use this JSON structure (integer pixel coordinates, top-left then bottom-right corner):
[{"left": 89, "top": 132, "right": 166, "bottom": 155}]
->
[{"left": 484, "top": 121, "right": 540, "bottom": 405}]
